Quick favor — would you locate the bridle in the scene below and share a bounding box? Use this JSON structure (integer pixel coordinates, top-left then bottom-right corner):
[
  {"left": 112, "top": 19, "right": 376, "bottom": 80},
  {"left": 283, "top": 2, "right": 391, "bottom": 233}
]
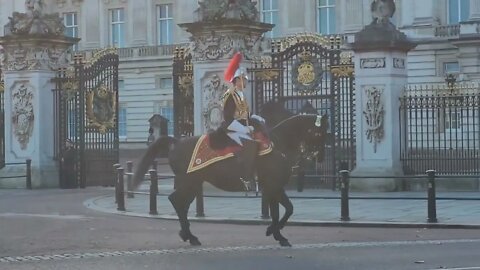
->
[{"left": 269, "top": 114, "right": 324, "bottom": 168}]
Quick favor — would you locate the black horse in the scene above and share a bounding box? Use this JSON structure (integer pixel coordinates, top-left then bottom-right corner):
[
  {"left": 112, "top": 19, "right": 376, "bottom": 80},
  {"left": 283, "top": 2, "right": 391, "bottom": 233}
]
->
[
  {"left": 132, "top": 107, "right": 328, "bottom": 247},
  {"left": 261, "top": 101, "right": 327, "bottom": 191}
]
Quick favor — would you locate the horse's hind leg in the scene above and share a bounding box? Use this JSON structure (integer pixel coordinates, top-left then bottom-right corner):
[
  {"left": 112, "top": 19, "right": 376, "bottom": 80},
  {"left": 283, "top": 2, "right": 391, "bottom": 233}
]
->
[
  {"left": 278, "top": 190, "right": 293, "bottom": 230},
  {"left": 168, "top": 178, "right": 201, "bottom": 246}
]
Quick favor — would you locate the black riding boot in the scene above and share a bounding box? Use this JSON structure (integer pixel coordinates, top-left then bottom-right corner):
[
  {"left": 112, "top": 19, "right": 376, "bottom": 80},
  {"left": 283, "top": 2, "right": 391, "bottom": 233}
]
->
[{"left": 236, "top": 139, "right": 259, "bottom": 191}]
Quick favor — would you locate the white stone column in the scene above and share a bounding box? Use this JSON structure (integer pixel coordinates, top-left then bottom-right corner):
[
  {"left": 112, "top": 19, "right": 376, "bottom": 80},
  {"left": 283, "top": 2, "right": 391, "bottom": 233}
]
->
[
  {"left": 351, "top": 3, "right": 416, "bottom": 191},
  {"left": 193, "top": 60, "right": 254, "bottom": 135},
  {"left": 469, "top": 0, "right": 480, "bottom": 21},
  {"left": 180, "top": 12, "right": 272, "bottom": 136},
  {"left": 351, "top": 52, "right": 409, "bottom": 191},
  {"left": 0, "top": 10, "right": 78, "bottom": 188},
  {"left": 3, "top": 71, "right": 57, "bottom": 187}
]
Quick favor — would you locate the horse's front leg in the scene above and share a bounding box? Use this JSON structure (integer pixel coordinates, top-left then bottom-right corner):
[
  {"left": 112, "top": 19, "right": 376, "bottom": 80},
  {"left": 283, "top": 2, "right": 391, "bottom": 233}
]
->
[
  {"left": 168, "top": 179, "right": 201, "bottom": 246},
  {"left": 278, "top": 190, "right": 293, "bottom": 230},
  {"left": 267, "top": 193, "right": 291, "bottom": 247}
]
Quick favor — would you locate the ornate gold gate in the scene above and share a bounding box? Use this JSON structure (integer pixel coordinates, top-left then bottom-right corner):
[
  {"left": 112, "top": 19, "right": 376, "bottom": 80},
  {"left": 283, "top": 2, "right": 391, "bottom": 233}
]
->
[
  {"left": 173, "top": 47, "right": 194, "bottom": 137},
  {"left": 250, "top": 34, "right": 356, "bottom": 187},
  {"left": 53, "top": 49, "right": 119, "bottom": 188}
]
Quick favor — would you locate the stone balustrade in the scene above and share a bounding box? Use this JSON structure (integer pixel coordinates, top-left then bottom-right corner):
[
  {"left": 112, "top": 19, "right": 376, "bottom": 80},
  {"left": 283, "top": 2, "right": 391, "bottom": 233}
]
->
[
  {"left": 435, "top": 24, "right": 461, "bottom": 37},
  {"left": 78, "top": 44, "right": 188, "bottom": 60}
]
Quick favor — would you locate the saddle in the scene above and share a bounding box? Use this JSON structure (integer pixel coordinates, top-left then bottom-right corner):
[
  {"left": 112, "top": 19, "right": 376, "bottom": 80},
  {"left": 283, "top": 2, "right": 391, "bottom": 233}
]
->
[{"left": 186, "top": 131, "right": 273, "bottom": 174}]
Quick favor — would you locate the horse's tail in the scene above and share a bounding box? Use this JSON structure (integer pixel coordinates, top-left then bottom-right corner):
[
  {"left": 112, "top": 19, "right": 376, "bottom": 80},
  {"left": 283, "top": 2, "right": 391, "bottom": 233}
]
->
[{"left": 132, "top": 136, "right": 178, "bottom": 190}]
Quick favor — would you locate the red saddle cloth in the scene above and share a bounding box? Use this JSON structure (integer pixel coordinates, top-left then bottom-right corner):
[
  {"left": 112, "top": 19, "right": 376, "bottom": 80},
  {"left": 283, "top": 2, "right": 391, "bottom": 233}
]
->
[{"left": 187, "top": 132, "right": 273, "bottom": 174}]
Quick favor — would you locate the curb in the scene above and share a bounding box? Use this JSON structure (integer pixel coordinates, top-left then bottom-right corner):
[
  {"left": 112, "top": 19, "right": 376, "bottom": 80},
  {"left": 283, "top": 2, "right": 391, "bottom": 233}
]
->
[{"left": 84, "top": 195, "right": 480, "bottom": 230}]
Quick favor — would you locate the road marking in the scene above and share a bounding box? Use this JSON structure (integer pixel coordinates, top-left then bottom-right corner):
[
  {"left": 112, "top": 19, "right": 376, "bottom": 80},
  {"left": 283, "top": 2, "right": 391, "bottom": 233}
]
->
[
  {"left": 1, "top": 238, "right": 480, "bottom": 264},
  {"left": 428, "top": 268, "right": 480, "bottom": 270},
  {"left": 0, "top": 213, "right": 90, "bottom": 220}
]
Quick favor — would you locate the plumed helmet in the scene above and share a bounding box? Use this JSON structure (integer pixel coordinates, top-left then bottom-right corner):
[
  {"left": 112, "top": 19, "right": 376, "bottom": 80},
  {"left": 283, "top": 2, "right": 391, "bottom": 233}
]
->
[{"left": 224, "top": 52, "right": 248, "bottom": 83}]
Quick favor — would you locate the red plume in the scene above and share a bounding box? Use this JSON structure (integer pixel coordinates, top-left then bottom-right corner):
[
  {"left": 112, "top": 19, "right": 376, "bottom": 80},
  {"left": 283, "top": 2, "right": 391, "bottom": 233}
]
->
[{"left": 224, "top": 52, "right": 243, "bottom": 82}]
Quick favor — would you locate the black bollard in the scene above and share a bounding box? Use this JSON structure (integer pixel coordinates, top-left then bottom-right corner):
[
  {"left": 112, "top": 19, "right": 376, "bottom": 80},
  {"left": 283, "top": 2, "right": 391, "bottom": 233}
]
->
[
  {"left": 261, "top": 190, "right": 270, "bottom": 219},
  {"left": 340, "top": 170, "right": 350, "bottom": 221},
  {"left": 126, "top": 161, "right": 134, "bottom": 198},
  {"left": 149, "top": 169, "right": 158, "bottom": 215},
  {"left": 426, "top": 170, "right": 437, "bottom": 223},
  {"left": 117, "top": 167, "right": 126, "bottom": 211},
  {"left": 196, "top": 184, "right": 205, "bottom": 217},
  {"left": 113, "top": 164, "right": 121, "bottom": 203},
  {"left": 26, "top": 159, "right": 32, "bottom": 190}
]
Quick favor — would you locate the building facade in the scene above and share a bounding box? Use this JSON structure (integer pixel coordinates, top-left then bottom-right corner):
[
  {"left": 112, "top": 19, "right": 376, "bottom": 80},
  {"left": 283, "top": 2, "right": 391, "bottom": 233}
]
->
[{"left": 1, "top": 0, "right": 479, "bottom": 146}]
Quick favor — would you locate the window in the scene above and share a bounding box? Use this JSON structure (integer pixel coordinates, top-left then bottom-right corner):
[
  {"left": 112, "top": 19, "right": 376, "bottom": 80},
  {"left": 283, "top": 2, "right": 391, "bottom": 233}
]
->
[
  {"left": 317, "top": 0, "right": 336, "bottom": 35},
  {"left": 118, "top": 105, "right": 127, "bottom": 138},
  {"left": 157, "top": 4, "right": 173, "bottom": 45},
  {"left": 156, "top": 77, "right": 173, "bottom": 89},
  {"left": 437, "top": 109, "right": 463, "bottom": 134},
  {"left": 63, "top": 13, "right": 78, "bottom": 51},
  {"left": 155, "top": 104, "right": 174, "bottom": 136},
  {"left": 261, "top": 0, "right": 279, "bottom": 38},
  {"left": 448, "top": 0, "right": 470, "bottom": 24},
  {"left": 444, "top": 62, "right": 460, "bottom": 75},
  {"left": 118, "top": 79, "right": 125, "bottom": 92},
  {"left": 110, "top": 8, "right": 125, "bottom": 48},
  {"left": 445, "top": 111, "right": 461, "bottom": 130}
]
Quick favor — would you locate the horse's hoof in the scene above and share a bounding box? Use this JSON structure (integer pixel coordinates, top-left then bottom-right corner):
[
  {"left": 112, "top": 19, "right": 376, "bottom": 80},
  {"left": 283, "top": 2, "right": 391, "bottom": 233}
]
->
[
  {"left": 179, "top": 230, "right": 189, "bottom": 242},
  {"left": 266, "top": 226, "right": 273, "bottom": 236},
  {"left": 279, "top": 240, "right": 291, "bottom": 247},
  {"left": 189, "top": 237, "right": 202, "bottom": 246}
]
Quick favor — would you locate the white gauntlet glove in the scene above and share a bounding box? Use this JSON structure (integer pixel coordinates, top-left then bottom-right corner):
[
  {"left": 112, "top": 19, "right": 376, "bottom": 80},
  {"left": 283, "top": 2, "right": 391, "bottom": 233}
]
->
[{"left": 251, "top": 114, "right": 265, "bottom": 124}]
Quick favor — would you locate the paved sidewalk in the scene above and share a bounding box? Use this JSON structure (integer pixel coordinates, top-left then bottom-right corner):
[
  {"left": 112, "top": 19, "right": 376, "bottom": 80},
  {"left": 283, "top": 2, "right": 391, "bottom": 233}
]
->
[{"left": 85, "top": 177, "right": 480, "bottom": 228}]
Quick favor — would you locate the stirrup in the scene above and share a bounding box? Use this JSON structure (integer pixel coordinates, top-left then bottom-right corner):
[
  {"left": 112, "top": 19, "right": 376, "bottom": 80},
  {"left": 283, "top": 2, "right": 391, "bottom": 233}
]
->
[{"left": 240, "top": 178, "right": 253, "bottom": 192}]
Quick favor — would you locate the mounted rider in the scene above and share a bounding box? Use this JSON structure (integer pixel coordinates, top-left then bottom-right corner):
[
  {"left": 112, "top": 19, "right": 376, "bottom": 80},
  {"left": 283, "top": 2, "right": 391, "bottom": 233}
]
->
[{"left": 222, "top": 52, "right": 265, "bottom": 189}]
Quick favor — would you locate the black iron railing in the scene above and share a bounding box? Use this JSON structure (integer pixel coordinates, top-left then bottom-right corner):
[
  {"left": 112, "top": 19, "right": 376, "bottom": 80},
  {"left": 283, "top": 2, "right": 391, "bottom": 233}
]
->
[
  {"left": 400, "top": 84, "right": 480, "bottom": 175},
  {"left": 0, "top": 159, "right": 32, "bottom": 189}
]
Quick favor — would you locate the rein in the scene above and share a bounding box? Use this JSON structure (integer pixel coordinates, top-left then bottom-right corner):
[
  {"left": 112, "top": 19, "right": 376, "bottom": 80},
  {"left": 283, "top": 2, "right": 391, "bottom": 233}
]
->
[{"left": 267, "top": 114, "right": 320, "bottom": 164}]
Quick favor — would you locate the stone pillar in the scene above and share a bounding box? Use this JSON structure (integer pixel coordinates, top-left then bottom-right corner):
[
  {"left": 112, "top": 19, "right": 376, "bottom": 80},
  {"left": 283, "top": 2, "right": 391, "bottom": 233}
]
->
[
  {"left": 179, "top": 0, "right": 272, "bottom": 135},
  {"left": 0, "top": 4, "right": 78, "bottom": 188},
  {"left": 470, "top": 0, "right": 480, "bottom": 21},
  {"left": 350, "top": 1, "right": 416, "bottom": 191}
]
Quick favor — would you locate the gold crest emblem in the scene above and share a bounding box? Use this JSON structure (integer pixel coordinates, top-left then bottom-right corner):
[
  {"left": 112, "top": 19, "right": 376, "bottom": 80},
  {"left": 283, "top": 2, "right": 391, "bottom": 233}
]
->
[{"left": 86, "top": 84, "right": 116, "bottom": 134}]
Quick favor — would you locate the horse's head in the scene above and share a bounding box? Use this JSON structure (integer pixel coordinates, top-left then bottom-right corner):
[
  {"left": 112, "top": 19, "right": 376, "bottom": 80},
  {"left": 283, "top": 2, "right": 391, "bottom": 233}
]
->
[{"left": 270, "top": 113, "right": 328, "bottom": 162}]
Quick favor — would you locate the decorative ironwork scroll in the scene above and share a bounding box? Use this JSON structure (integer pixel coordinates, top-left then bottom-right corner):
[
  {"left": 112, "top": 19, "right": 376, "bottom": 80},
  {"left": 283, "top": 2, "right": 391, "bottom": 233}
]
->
[
  {"left": 86, "top": 84, "right": 116, "bottom": 134},
  {"left": 173, "top": 47, "right": 194, "bottom": 137},
  {"left": 292, "top": 50, "right": 323, "bottom": 93},
  {"left": 363, "top": 86, "right": 384, "bottom": 153},
  {"left": 331, "top": 52, "right": 354, "bottom": 77}
]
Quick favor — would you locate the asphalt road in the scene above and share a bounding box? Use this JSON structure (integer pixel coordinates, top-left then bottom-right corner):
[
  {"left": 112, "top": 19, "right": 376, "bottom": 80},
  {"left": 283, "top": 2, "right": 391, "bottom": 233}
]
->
[{"left": 1, "top": 188, "right": 480, "bottom": 270}]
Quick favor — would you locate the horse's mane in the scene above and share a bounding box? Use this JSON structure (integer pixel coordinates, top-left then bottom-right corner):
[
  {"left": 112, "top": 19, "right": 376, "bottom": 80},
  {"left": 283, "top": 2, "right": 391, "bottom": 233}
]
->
[
  {"left": 270, "top": 114, "right": 316, "bottom": 132},
  {"left": 259, "top": 100, "right": 318, "bottom": 129},
  {"left": 259, "top": 101, "right": 294, "bottom": 128}
]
